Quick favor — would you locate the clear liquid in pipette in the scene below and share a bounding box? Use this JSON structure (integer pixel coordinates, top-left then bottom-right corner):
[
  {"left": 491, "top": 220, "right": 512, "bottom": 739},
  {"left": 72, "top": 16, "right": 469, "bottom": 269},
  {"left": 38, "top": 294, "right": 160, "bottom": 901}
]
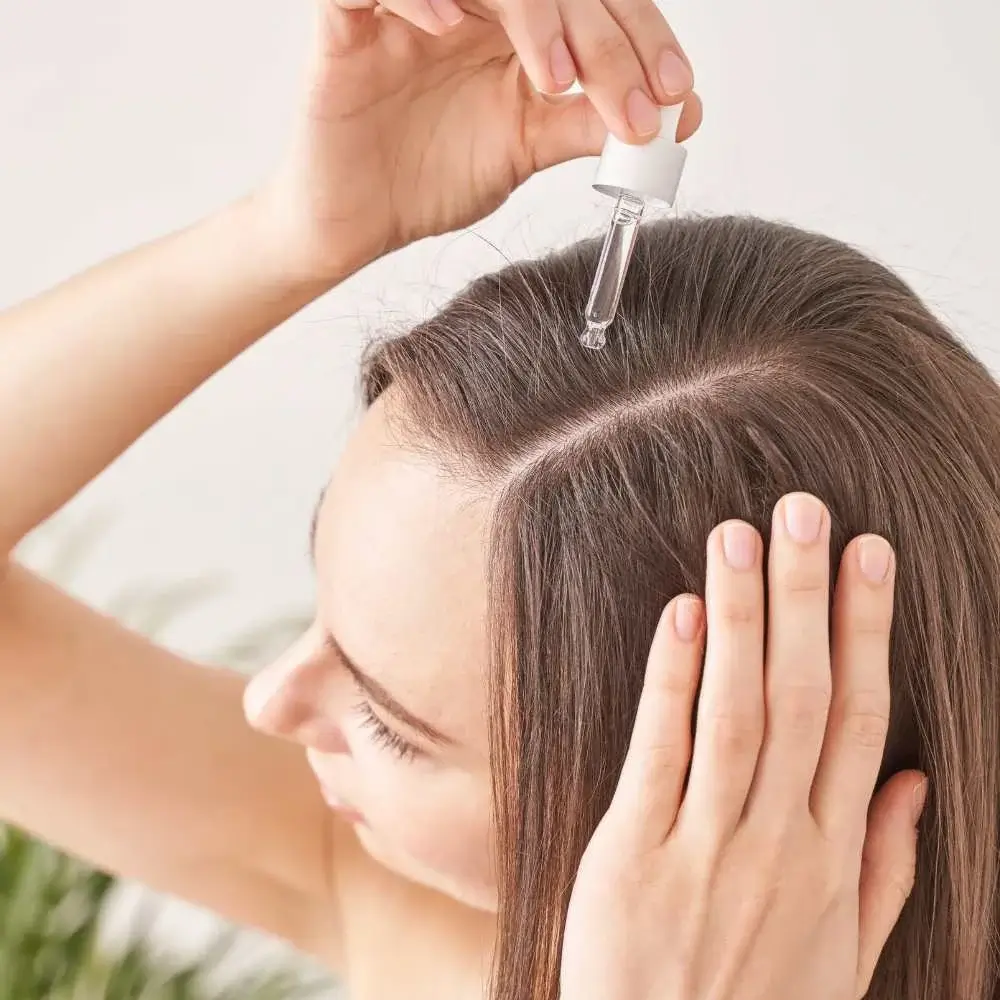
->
[{"left": 579, "top": 191, "right": 646, "bottom": 351}]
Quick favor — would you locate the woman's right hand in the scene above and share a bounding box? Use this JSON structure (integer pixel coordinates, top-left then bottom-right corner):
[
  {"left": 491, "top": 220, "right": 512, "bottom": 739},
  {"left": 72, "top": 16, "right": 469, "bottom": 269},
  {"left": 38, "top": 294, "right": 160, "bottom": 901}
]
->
[
  {"left": 561, "top": 494, "right": 927, "bottom": 1000},
  {"left": 258, "top": 1, "right": 702, "bottom": 286}
]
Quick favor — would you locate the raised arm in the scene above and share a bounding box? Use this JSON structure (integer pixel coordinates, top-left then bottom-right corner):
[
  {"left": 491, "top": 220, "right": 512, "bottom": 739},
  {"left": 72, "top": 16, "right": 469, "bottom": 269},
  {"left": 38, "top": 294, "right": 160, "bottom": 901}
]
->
[
  {"left": 0, "top": 0, "right": 662, "bottom": 962},
  {"left": 0, "top": 196, "right": 333, "bottom": 553},
  {"left": 0, "top": 561, "right": 342, "bottom": 958},
  {"left": 0, "top": 186, "right": 359, "bottom": 954}
]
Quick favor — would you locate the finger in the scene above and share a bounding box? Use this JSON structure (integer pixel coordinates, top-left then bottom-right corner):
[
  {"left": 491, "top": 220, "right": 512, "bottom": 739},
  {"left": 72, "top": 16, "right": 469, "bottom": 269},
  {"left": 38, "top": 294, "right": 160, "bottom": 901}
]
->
[
  {"left": 811, "top": 534, "right": 896, "bottom": 845},
  {"left": 376, "top": 0, "right": 465, "bottom": 35},
  {"left": 855, "top": 771, "right": 927, "bottom": 996},
  {"left": 492, "top": 0, "right": 577, "bottom": 94},
  {"left": 608, "top": 596, "right": 705, "bottom": 847},
  {"left": 320, "top": 0, "right": 380, "bottom": 55},
  {"left": 746, "top": 494, "right": 833, "bottom": 816},
  {"left": 678, "top": 521, "right": 766, "bottom": 844},
  {"left": 674, "top": 90, "right": 703, "bottom": 142},
  {"left": 601, "top": 0, "right": 694, "bottom": 105},
  {"left": 557, "top": 0, "right": 664, "bottom": 144}
]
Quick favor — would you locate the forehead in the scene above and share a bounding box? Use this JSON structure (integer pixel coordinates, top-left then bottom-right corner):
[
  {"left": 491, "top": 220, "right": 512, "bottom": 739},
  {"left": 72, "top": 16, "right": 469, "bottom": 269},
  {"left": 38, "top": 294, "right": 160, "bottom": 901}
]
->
[{"left": 313, "top": 394, "right": 491, "bottom": 752}]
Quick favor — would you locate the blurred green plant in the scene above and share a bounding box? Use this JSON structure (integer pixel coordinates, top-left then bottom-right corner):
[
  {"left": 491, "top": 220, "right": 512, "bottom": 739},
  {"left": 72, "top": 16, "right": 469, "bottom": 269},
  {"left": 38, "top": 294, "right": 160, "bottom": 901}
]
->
[{"left": 1, "top": 513, "right": 328, "bottom": 1000}]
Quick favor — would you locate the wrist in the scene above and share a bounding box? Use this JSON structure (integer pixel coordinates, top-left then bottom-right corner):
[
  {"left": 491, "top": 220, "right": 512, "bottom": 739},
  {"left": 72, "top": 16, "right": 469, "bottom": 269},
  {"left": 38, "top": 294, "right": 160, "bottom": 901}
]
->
[{"left": 246, "top": 174, "right": 375, "bottom": 297}]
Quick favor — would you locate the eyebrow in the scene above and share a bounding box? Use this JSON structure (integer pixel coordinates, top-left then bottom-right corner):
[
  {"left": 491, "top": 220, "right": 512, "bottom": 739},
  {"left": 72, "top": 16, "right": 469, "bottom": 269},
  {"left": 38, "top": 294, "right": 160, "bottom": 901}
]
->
[{"left": 321, "top": 630, "right": 453, "bottom": 748}]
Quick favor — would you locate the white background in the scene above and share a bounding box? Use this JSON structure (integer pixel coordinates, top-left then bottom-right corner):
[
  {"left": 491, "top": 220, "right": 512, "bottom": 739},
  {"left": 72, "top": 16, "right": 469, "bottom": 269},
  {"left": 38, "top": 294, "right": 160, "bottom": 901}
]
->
[{"left": 1, "top": 0, "right": 997, "bottom": 974}]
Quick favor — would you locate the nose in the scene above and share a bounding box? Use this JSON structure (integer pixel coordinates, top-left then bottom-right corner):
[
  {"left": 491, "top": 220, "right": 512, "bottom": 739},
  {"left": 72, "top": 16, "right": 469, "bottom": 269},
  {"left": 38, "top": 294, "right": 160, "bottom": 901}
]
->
[{"left": 243, "top": 624, "right": 350, "bottom": 754}]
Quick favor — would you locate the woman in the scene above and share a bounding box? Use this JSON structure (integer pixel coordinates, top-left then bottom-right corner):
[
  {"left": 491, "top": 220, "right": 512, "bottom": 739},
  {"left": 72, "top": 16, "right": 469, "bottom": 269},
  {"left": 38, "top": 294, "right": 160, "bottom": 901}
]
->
[{"left": 0, "top": 2, "right": 972, "bottom": 999}]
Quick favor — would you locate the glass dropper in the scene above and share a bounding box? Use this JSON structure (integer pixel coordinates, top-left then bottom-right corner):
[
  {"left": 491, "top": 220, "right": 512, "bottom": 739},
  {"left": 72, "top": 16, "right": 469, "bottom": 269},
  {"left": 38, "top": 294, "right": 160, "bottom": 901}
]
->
[
  {"left": 579, "top": 190, "right": 646, "bottom": 350},
  {"left": 579, "top": 101, "right": 688, "bottom": 352}
]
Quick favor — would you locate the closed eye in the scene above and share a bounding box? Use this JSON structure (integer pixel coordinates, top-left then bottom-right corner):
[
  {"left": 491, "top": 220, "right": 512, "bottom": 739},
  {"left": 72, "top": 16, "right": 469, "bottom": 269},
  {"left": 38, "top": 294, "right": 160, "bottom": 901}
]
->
[{"left": 353, "top": 700, "right": 422, "bottom": 762}]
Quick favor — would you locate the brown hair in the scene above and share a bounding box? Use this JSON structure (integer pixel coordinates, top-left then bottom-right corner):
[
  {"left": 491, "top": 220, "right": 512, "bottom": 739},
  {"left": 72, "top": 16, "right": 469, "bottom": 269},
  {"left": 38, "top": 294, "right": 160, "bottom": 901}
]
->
[{"left": 361, "top": 215, "right": 1000, "bottom": 1000}]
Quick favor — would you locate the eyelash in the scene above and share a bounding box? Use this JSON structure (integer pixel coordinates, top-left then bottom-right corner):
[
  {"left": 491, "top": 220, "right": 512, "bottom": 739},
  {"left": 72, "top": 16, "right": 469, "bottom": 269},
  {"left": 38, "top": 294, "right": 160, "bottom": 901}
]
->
[{"left": 353, "top": 700, "right": 421, "bottom": 762}]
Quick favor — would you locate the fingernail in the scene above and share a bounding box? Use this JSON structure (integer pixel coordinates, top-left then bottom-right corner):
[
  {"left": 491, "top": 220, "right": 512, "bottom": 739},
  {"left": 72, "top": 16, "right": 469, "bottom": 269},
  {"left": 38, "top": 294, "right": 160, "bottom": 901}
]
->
[
  {"left": 912, "top": 778, "right": 929, "bottom": 823},
  {"left": 783, "top": 493, "right": 824, "bottom": 545},
  {"left": 722, "top": 522, "right": 758, "bottom": 571},
  {"left": 674, "top": 596, "right": 702, "bottom": 642},
  {"left": 859, "top": 536, "right": 893, "bottom": 584},
  {"left": 549, "top": 37, "right": 577, "bottom": 88},
  {"left": 658, "top": 49, "right": 693, "bottom": 98},
  {"left": 428, "top": 0, "right": 464, "bottom": 27},
  {"left": 626, "top": 89, "right": 662, "bottom": 137}
]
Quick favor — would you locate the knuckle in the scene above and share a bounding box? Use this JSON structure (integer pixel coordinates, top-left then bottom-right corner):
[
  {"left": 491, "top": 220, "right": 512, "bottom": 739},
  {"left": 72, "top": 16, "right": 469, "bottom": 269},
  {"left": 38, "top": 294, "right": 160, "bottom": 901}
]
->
[
  {"left": 705, "top": 709, "right": 763, "bottom": 758},
  {"left": 839, "top": 696, "right": 890, "bottom": 749},
  {"left": 582, "top": 31, "right": 632, "bottom": 68},
  {"left": 715, "top": 596, "right": 759, "bottom": 627},
  {"left": 608, "top": 5, "right": 655, "bottom": 40},
  {"left": 774, "top": 682, "right": 832, "bottom": 734},
  {"left": 609, "top": 0, "right": 675, "bottom": 37},
  {"left": 641, "top": 723, "right": 693, "bottom": 770},
  {"left": 773, "top": 560, "right": 828, "bottom": 598},
  {"left": 656, "top": 660, "right": 700, "bottom": 701},
  {"left": 742, "top": 822, "right": 841, "bottom": 909},
  {"left": 643, "top": 738, "right": 691, "bottom": 777}
]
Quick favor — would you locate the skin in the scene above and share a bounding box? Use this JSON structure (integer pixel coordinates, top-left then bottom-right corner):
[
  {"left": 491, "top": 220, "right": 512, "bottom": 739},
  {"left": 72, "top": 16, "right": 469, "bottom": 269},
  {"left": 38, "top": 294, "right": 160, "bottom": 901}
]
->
[
  {"left": 245, "top": 393, "right": 498, "bottom": 911},
  {"left": 0, "top": 3, "right": 926, "bottom": 999}
]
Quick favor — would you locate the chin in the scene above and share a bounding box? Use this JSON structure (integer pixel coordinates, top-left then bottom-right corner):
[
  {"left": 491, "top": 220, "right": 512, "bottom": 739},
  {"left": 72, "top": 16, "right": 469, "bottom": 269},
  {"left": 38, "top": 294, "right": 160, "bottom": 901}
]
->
[{"left": 354, "top": 823, "right": 499, "bottom": 913}]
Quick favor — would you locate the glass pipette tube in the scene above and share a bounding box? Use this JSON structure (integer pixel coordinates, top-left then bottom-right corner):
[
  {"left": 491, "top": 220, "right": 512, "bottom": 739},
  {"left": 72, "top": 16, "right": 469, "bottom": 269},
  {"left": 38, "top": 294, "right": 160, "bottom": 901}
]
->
[{"left": 579, "top": 190, "right": 646, "bottom": 350}]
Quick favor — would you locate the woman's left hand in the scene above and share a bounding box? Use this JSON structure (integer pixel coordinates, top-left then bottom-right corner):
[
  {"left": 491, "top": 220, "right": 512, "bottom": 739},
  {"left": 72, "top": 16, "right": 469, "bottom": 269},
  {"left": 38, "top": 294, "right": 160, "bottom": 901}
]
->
[
  {"left": 560, "top": 495, "right": 927, "bottom": 1000},
  {"left": 336, "top": 0, "right": 695, "bottom": 144}
]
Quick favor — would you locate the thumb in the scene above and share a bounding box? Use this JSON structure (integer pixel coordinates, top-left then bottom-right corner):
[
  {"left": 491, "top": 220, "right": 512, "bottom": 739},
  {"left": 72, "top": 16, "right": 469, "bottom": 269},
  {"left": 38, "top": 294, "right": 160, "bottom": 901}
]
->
[{"left": 855, "top": 770, "right": 928, "bottom": 996}]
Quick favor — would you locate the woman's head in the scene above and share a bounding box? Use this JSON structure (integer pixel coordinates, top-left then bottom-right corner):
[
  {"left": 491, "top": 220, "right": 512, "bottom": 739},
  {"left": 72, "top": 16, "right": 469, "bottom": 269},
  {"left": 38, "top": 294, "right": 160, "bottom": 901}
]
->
[{"left": 246, "top": 215, "right": 1000, "bottom": 1000}]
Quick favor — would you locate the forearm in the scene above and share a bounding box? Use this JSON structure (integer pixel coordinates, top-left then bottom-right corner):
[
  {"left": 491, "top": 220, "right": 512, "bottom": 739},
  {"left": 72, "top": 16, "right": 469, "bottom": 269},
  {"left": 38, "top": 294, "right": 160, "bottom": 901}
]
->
[{"left": 0, "top": 194, "right": 345, "bottom": 552}]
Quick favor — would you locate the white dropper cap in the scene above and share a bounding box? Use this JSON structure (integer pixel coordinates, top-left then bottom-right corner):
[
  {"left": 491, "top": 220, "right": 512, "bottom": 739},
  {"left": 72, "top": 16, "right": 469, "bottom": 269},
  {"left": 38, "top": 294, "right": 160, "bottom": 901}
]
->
[{"left": 592, "top": 102, "right": 687, "bottom": 205}]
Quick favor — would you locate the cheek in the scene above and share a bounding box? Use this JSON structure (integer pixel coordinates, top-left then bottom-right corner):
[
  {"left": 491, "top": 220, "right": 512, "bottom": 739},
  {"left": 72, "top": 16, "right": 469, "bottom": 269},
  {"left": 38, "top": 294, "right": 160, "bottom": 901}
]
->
[{"left": 355, "top": 748, "right": 494, "bottom": 897}]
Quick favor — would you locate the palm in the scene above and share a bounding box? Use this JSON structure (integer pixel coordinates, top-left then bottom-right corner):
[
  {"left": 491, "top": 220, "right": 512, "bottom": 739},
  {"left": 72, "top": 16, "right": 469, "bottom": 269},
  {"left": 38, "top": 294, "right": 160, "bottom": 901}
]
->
[{"left": 295, "top": 6, "right": 603, "bottom": 263}]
